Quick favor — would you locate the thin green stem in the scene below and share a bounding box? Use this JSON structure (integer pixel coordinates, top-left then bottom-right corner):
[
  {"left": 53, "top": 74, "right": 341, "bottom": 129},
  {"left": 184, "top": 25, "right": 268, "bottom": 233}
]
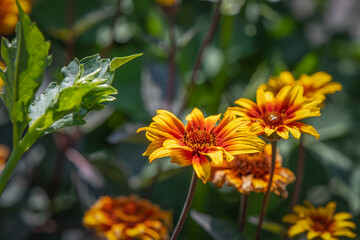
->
[
  {"left": 170, "top": 171, "right": 198, "bottom": 240},
  {"left": 291, "top": 136, "right": 304, "bottom": 208},
  {"left": 0, "top": 129, "right": 39, "bottom": 197},
  {"left": 0, "top": 145, "right": 25, "bottom": 196},
  {"left": 255, "top": 141, "right": 277, "bottom": 240},
  {"left": 12, "top": 124, "right": 19, "bottom": 148}
]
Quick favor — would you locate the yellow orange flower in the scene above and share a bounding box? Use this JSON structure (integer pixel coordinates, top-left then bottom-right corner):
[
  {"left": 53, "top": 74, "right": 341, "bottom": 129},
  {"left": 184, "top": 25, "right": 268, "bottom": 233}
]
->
[
  {"left": 83, "top": 195, "right": 172, "bottom": 240},
  {"left": 210, "top": 144, "right": 295, "bottom": 198},
  {"left": 137, "top": 108, "right": 264, "bottom": 183},
  {"left": 260, "top": 71, "right": 342, "bottom": 102},
  {"left": 0, "top": 61, "right": 5, "bottom": 89},
  {"left": 0, "top": 144, "right": 10, "bottom": 171},
  {"left": 0, "top": 0, "right": 32, "bottom": 35},
  {"left": 283, "top": 201, "right": 357, "bottom": 240},
  {"left": 155, "top": 0, "right": 178, "bottom": 7},
  {"left": 259, "top": 71, "right": 295, "bottom": 94},
  {"left": 228, "top": 85, "right": 321, "bottom": 141},
  {"left": 297, "top": 72, "right": 342, "bottom": 101}
]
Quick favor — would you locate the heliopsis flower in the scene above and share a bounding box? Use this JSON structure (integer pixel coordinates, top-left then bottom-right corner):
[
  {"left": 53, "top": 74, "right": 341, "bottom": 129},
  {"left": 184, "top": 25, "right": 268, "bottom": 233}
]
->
[
  {"left": 227, "top": 85, "right": 321, "bottom": 141},
  {"left": 297, "top": 72, "right": 342, "bottom": 101},
  {"left": 83, "top": 195, "right": 172, "bottom": 240},
  {"left": 155, "top": 0, "right": 178, "bottom": 7},
  {"left": 259, "top": 71, "right": 295, "bottom": 94},
  {"left": 0, "top": 144, "right": 10, "bottom": 171},
  {"left": 0, "top": 0, "right": 32, "bottom": 35},
  {"left": 283, "top": 201, "right": 357, "bottom": 240},
  {"left": 0, "top": 61, "right": 5, "bottom": 89},
  {"left": 137, "top": 108, "right": 264, "bottom": 183},
  {"left": 210, "top": 144, "right": 295, "bottom": 198},
  {"left": 260, "top": 71, "right": 342, "bottom": 102}
]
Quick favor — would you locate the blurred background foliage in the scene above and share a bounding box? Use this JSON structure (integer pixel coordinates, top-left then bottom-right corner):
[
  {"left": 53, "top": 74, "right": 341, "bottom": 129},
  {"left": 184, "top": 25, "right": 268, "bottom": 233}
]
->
[{"left": 0, "top": 0, "right": 360, "bottom": 239}]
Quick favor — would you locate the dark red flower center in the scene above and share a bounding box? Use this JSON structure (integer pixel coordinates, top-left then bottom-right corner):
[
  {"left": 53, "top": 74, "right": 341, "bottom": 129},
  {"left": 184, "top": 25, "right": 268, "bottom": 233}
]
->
[
  {"left": 183, "top": 129, "right": 216, "bottom": 152},
  {"left": 263, "top": 111, "right": 284, "bottom": 127},
  {"left": 311, "top": 215, "right": 334, "bottom": 233}
]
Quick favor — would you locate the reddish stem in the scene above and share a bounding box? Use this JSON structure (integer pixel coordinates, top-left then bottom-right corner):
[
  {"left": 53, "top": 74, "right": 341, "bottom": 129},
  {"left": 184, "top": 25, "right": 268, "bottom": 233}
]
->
[
  {"left": 255, "top": 141, "right": 277, "bottom": 240},
  {"left": 239, "top": 194, "right": 249, "bottom": 232},
  {"left": 170, "top": 171, "right": 198, "bottom": 240},
  {"left": 179, "top": 0, "right": 222, "bottom": 114}
]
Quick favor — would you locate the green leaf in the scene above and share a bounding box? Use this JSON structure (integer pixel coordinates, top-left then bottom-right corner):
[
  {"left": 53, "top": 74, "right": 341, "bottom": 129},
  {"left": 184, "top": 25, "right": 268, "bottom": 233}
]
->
[
  {"left": 28, "top": 53, "right": 141, "bottom": 136},
  {"left": 110, "top": 53, "right": 143, "bottom": 71},
  {"left": 191, "top": 210, "right": 249, "bottom": 240},
  {"left": 248, "top": 216, "right": 285, "bottom": 235},
  {"left": 0, "top": 2, "right": 51, "bottom": 141}
]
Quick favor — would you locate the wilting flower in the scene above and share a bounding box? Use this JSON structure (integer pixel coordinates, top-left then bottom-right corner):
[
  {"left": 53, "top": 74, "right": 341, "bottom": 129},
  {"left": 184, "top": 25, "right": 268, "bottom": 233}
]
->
[
  {"left": 283, "top": 201, "right": 357, "bottom": 240},
  {"left": 155, "top": 0, "right": 178, "bottom": 7},
  {"left": 83, "top": 195, "right": 172, "bottom": 240},
  {"left": 260, "top": 71, "right": 342, "bottom": 102},
  {"left": 137, "top": 108, "right": 264, "bottom": 183},
  {"left": 0, "top": 0, "right": 32, "bottom": 35},
  {"left": 210, "top": 144, "right": 295, "bottom": 198},
  {"left": 227, "top": 85, "right": 321, "bottom": 141},
  {"left": 0, "top": 144, "right": 10, "bottom": 171}
]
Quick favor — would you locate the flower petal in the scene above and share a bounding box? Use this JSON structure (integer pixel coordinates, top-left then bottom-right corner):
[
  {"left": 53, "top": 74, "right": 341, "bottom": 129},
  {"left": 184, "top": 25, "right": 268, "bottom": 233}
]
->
[
  {"left": 185, "top": 108, "right": 205, "bottom": 130},
  {"left": 192, "top": 154, "right": 211, "bottom": 183},
  {"left": 169, "top": 148, "right": 193, "bottom": 167}
]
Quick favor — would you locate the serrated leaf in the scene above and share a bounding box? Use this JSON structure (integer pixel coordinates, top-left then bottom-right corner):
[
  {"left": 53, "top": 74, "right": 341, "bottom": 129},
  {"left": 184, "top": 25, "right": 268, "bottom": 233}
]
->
[
  {"left": 110, "top": 53, "right": 143, "bottom": 71},
  {"left": 29, "top": 53, "right": 141, "bottom": 136},
  {"left": 0, "top": 2, "right": 50, "bottom": 140},
  {"left": 191, "top": 210, "right": 249, "bottom": 240}
]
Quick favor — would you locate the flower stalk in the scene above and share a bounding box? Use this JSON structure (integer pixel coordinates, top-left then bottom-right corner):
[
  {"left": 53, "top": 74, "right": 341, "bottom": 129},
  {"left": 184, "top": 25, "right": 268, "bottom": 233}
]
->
[
  {"left": 166, "top": 13, "right": 177, "bottom": 107},
  {"left": 239, "top": 194, "right": 248, "bottom": 232},
  {"left": 180, "top": 0, "right": 222, "bottom": 113},
  {"left": 290, "top": 136, "right": 304, "bottom": 208},
  {"left": 170, "top": 171, "right": 199, "bottom": 240},
  {"left": 255, "top": 140, "right": 277, "bottom": 240}
]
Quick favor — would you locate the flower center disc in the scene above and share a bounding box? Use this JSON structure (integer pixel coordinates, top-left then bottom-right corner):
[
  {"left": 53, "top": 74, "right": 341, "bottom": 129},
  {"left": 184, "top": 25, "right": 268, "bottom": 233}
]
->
[
  {"left": 263, "top": 112, "right": 283, "bottom": 127},
  {"left": 114, "top": 202, "right": 146, "bottom": 223},
  {"left": 236, "top": 157, "right": 270, "bottom": 178},
  {"left": 184, "top": 130, "right": 216, "bottom": 151},
  {"left": 311, "top": 215, "right": 333, "bottom": 233}
]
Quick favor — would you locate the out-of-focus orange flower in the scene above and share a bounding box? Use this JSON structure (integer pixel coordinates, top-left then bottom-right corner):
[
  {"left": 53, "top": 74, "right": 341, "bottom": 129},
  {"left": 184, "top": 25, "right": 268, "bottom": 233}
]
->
[
  {"left": 0, "top": 0, "right": 32, "bottom": 35},
  {"left": 83, "top": 195, "right": 172, "bottom": 240},
  {"left": 228, "top": 85, "right": 321, "bottom": 141},
  {"left": 297, "top": 72, "right": 342, "bottom": 101},
  {"left": 0, "top": 61, "right": 5, "bottom": 89},
  {"left": 210, "top": 144, "right": 295, "bottom": 198},
  {"left": 0, "top": 144, "right": 10, "bottom": 171},
  {"left": 259, "top": 71, "right": 295, "bottom": 95},
  {"left": 259, "top": 71, "right": 342, "bottom": 102},
  {"left": 283, "top": 201, "right": 357, "bottom": 240},
  {"left": 155, "top": 0, "right": 178, "bottom": 7},
  {"left": 137, "top": 108, "right": 264, "bottom": 183}
]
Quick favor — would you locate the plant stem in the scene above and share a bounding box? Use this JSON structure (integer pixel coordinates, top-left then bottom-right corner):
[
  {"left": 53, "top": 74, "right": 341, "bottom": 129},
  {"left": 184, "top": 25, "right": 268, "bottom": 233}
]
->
[
  {"left": 166, "top": 14, "right": 177, "bottom": 108},
  {"left": 239, "top": 194, "right": 248, "bottom": 232},
  {"left": 290, "top": 136, "right": 304, "bottom": 208},
  {"left": 179, "top": 0, "right": 222, "bottom": 114},
  {"left": 0, "top": 145, "right": 25, "bottom": 196},
  {"left": 0, "top": 128, "right": 39, "bottom": 197},
  {"left": 255, "top": 141, "right": 277, "bottom": 240},
  {"left": 170, "top": 171, "right": 199, "bottom": 240},
  {"left": 284, "top": 137, "right": 305, "bottom": 240}
]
